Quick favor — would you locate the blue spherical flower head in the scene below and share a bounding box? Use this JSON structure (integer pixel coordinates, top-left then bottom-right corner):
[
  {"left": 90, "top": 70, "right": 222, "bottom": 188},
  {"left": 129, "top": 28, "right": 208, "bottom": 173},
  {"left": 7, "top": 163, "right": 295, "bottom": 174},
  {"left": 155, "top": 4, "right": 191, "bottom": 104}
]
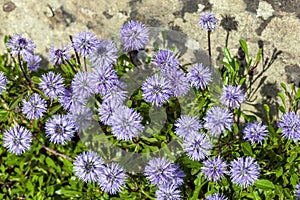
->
[
  {"left": 48, "top": 43, "right": 72, "bottom": 65},
  {"left": 202, "top": 156, "right": 228, "bottom": 182},
  {"left": 152, "top": 49, "right": 179, "bottom": 71},
  {"left": 7, "top": 34, "right": 36, "bottom": 59},
  {"left": 120, "top": 20, "right": 149, "bottom": 51},
  {"left": 24, "top": 54, "right": 41, "bottom": 71},
  {"left": 174, "top": 115, "right": 202, "bottom": 139},
  {"left": 187, "top": 63, "right": 212, "bottom": 90},
  {"left": 0, "top": 72, "right": 7, "bottom": 94},
  {"left": 144, "top": 157, "right": 185, "bottom": 187},
  {"left": 98, "top": 162, "right": 126, "bottom": 195},
  {"left": 39, "top": 71, "right": 65, "bottom": 99},
  {"left": 59, "top": 88, "right": 73, "bottom": 111},
  {"left": 3, "top": 126, "right": 32, "bottom": 155},
  {"left": 142, "top": 74, "right": 173, "bottom": 107},
  {"left": 45, "top": 114, "right": 77, "bottom": 145},
  {"left": 295, "top": 184, "right": 300, "bottom": 199},
  {"left": 71, "top": 72, "right": 94, "bottom": 101},
  {"left": 22, "top": 93, "right": 47, "bottom": 120},
  {"left": 102, "top": 82, "right": 128, "bottom": 105},
  {"left": 183, "top": 132, "right": 212, "bottom": 161},
  {"left": 278, "top": 112, "right": 300, "bottom": 142},
  {"left": 89, "top": 66, "right": 120, "bottom": 95},
  {"left": 204, "top": 106, "right": 234, "bottom": 138},
  {"left": 98, "top": 100, "right": 122, "bottom": 126},
  {"left": 162, "top": 69, "right": 190, "bottom": 97},
  {"left": 156, "top": 184, "right": 182, "bottom": 200},
  {"left": 198, "top": 12, "right": 218, "bottom": 31},
  {"left": 73, "top": 151, "right": 104, "bottom": 183},
  {"left": 110, "top": 105, "right": 144, "bottom": 141},
  {"left": 206, "top": 193, "right": 228, "bottom": 200},
  {"left": 229, "top": 156, "right": 260, "bottom": 188},
  {"left": 243, "top": 121, "right": 268, "bottom": 145},
  {"left": 220, "top": 85, "right": 245, "bottom": 109},
  {"left": 72, "top": 31, "right": 98, "bottom": 57},
  {"left": 88, "top": 39, "right": 118, "bottom": 68}
]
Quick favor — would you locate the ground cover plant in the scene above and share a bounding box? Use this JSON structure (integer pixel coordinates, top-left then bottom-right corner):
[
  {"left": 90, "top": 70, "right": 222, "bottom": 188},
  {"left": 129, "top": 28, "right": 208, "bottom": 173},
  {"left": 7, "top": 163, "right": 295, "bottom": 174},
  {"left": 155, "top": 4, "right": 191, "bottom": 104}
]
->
[{"left": 0, "top": 12, "right": 299, "bottom": 200}]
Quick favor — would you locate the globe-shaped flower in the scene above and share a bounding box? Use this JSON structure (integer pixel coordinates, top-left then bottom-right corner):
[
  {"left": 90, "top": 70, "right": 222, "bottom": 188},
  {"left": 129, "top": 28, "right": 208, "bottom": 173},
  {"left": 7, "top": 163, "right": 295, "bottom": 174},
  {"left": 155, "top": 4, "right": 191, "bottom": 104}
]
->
[
  {"left": 220, "top": 85, "right": 245, "bottom": 109},
  {"left": 142, "top": 74, "right": 173, "bottom": 107},
  {"left": 59, "top": 88, "right": 73, "bottom": 111},
  {"left": 71, "top": 72, "right": 94, "bottom": 101},
  {"left": 229, "top": 156, "right": 260, "bottom": 188},
  {"left": 98, "top": 162, "right": 126, "bottom": 195},
  {"left": 102, "top": 83, "right": 128, "bottom": 105},
  {"left": 22, "top": 93, "right": 47, "bottom": 120},
  {"left": 198, "top": 12, "right": 218, "bottom": 31},
  {"left": 88, "top": 39, "right": 118, "bottom": 68},
  {"left": 163, "top": 69, "right": 190, "bottom": 97},
  {"left": 120, "top": 20, "right": 149, "bottom": 51},
  {"left": 3, "top": 126, "right": 32, "bottom": 155},
  {"left": 39, "top": 71, "right": 65, "bottom": 99},
  {"left": 152, "top": 49, "right": 179, "bottom": 71},
  {"left": 45, "top": 114, "right": 77, "bottom": 145},
  {"left": 7, "top": 34, "right": 36, "bottom": 59},
  {"left": 98, "top": 100, "right": 122, "bottom": 126},
  {"left": 278, "top": 112, "right": 300, "bottom": 142},
  {"left": 155, "top": 184, "right": 182, "bottom": 200},
  {"left": 0, "top": 71, "right": 7, "bottom": 94},
  {"left": 206, "top": 193, "right": 228, "bottom": 200},
  {"left": 144, "top": 157, "right": 185, "bottom": 187},
  {"left": 174, "top": 115, "right": 202, "bottom": 139},
  {"left": 24, "top": 54, "right": 41, "bottom": 71},
  {"left": 204, "top": 106, "right": 234, "bottom": 138},
  {"left": 295, "top": 183, "right": 300, "bottom": 199},
  {"left": 243, "top": 121, "right": 268, "bottom": 145},
  {"left": 110, "top": 106, "right": 144, "bottom": 141},
  {"left": 202, "top": 156, "right": 228, "bottom": 182},
  {"left": 187, "top": 63, "right": 212, "bottom": 90},
  {"left": 89, "top": 66, "right": 119, "bottom": 95},
  {"left": 48, "top": 43, "right": 72, "bottom": 65},
  {"left": 72, "top": 31, "right": 98, "bottom": 57},
  {"left": 73, "top": 151, "right": 104, "bottom": 183},
  {"left": 183, "top": 132, "right": 212, "bottom": 161}
]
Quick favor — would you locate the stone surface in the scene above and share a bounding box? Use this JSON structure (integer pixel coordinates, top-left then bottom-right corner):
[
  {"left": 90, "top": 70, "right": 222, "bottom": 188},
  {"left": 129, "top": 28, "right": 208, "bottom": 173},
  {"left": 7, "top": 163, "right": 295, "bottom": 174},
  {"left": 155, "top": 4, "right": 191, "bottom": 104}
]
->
[{"left": 0, "top": 0, "right": 299, "bottom": 121}]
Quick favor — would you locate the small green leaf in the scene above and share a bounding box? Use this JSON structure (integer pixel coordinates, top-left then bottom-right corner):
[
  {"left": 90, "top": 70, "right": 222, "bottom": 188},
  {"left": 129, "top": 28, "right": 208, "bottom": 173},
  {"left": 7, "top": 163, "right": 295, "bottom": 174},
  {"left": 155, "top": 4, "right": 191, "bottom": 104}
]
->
[
  {"left": 239, "top": 39, "right": 249, "bottom": 58},
  {"left": 223, "top": 47, "right": 232, "bottom": 63},
  {"left": 9, "top": 94, "right": 24, "bottom": 110},
  {"left": 241, "top": 142, "right": 254, "bottom": 156},
  {"left": 254, "top": 179, "right": 275, "bottom": 190},
  {"left": 48, "top": 104, "right": 62, "bottom": 116},
  {"left": 275, "top": 167, "right": 283, "bottom": 178},
  {"left": 45, "top": 157, "right": 56, "bottom": 169}
]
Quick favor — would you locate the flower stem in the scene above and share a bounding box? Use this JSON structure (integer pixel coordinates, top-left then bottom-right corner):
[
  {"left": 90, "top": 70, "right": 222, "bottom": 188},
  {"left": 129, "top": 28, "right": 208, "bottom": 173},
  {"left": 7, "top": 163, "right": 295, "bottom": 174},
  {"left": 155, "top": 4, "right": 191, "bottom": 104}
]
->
[
  {"left": 207, "top": 30, "right": 212, "bottom": 67},
  {"left": 83, "top": 56, "right": 87, "bottom": 72},
  {"left": 69, "top": 35, "right": 81, "bottom": 66},
  {"left": 17, "top": 53, "right": 32, "bottom": 87}
]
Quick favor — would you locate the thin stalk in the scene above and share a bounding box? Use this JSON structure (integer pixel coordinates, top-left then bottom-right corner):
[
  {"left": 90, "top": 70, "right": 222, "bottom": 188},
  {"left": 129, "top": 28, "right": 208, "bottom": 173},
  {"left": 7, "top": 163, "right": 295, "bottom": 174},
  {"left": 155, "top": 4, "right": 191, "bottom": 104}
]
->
[
  {"left": 17, "top": 53, "right": 32, "bottom": 87},
  {"left": 69, "top": 35, "right": 81, "bottom": 65},
  {"left": 83, "top": 56, "right": 87, "bottom": 72},
  {"left": 207, "top": 30, "right": 212, "bottom": 67}
]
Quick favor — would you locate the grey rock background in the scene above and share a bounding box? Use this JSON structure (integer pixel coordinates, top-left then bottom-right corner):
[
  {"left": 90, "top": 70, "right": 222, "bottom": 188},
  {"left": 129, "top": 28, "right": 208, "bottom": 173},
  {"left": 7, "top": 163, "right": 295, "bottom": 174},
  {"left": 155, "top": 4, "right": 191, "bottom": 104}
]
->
[{"left": 1, "top": 0, "right": 300, "bottom": 121}]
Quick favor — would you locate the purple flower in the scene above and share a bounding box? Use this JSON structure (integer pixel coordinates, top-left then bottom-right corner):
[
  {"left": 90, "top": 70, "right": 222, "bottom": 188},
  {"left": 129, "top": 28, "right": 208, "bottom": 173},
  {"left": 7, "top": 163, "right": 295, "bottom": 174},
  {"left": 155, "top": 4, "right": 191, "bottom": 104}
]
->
[
  {"left": 187, "top": 63, "right": 212, "bottom": 90},
  {"left": 110, "top": 106, "right": 144, "bottom": 141},
  {"left": 7, "top": 34, "right": 36, "bottom": 59},
  {"left": 202, "top": 156, "right": 228, "bottom": 182},
  {"left": 142, "top": 74, "right": 173, "bottom": 107},
  {"left": 98, "top": 162, "right": 126, "bottom": 194},
  {"left": 0, "top": 72, "right": 7, "bottom": 94},
  {"left": 39, "top": 71, "right": 65, "bottom": 99},
  {"left": 204, "top": 106, "right": 234, "bottom": 138},
  {"left": 144, "top": 157, "right": 185, "bottom": 187},
  {"left": 72, "top": 31, "right": 98, "bottom": 57},
  {"left": 59, "top": 88, "right": 73, "bottom": 110},
  {"left": 220, "top": 85, "right": 245, "bottom": 109},
  {"left": 98, "top": 100, "right": 122, "bottom": 126},
  {"left": 22, "top": 93, "right": 47, "bottom": 120},
  {"left": 155, "top": 184, "right": 182, "bottom": 200},
  {"left": 295, "top": 184, "right": 300, "bottom": 199},
  {"left": 120, "top": 20, "right": 149, "bottom": 51},
  {"left": 174, "top": 115, "right": 202, "bottom": 139},
  {"left": 183, "top": 132, "right": 212, "bottom": 161},
  {"left": 278, "top": 112, "right": 300, "bottom": 142},
  {"left": 73, "top": 151, "right": 104, "bottom": 183},
  {"left": 88, "top": 39, "right": 118, "bottom": 68},
  {"left": 152, "top": 49, "right": 179, "bottom": 71},
  {"left": 71, "top": 72, "right": 94, "bottom": 101},
  {"left": 198, "top": 12, "right": 218, "bottom": 31},
  {"left": 229, "top": 156, "right": 260, "bottom": 188},
  {"left": 206, "top": 193, "right": 228, "bottom": 200},
  {"left": 102, "top": 83, "right": 128, "bottom": 105},
  {"left": 48, "top": 43, "right": 72, "bottom": 65},
  {"left": 243, "top": 121, "right": 268, "bottom": 145},
  {"left": 162, "top": 69, "right": 190, "bottom": 97},
  {"left": 89, "top": 66, "right": 120, "bottom": 95},
  {"left": 24, "top": 54, "right": 41, "bottom": 71},
  {"left": 3, "top": 126, "right": 32, "bottom": 155},
  {"left": 68, "top": 103, "right": 94, "bottom": 131},
  {"left": 45, "top": 114, "right": 76, "bottom": 145}
]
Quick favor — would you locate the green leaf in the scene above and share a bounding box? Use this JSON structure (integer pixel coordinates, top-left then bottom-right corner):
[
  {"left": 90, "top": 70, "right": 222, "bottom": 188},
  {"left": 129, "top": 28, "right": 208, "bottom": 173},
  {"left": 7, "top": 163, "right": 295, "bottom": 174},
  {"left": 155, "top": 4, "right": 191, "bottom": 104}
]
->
[
  {"left": 241, "top": 142, "right": 254, "bottom": 156},
  {"left": 55, "top": 189, "right": 82, "bottom": 197},
  {"left": 254, "top": 179, "right": 275, "bottom": 190},
  {"left": 239, "top": 39, "right": 249, "bottom": 58},
  {"left": 275, "top": 167, "right": 283, "bottom": 178},
  {"left": 45, "top": 157, "right": 56, "bottom": 169},
  {"left": 48, "top": 104, "right": 62, "bottom": 116},
  {"left": 9, "top": 94, "right": 24, "bottom": 110},
  {"left": 223, "top": 47, "right": 232, "bottom": 63}
]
